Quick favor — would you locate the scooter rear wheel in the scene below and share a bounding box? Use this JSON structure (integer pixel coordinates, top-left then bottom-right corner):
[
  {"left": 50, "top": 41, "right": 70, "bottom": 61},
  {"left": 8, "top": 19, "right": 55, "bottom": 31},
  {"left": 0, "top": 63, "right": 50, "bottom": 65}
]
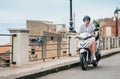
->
[{"left": 92, "top": 61, "right": 98, "bottom": 67}]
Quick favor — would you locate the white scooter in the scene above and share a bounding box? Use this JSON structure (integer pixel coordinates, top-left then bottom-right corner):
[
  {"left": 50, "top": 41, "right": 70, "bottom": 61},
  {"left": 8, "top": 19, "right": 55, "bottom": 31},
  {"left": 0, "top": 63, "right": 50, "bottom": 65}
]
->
[{"left": 77, "top": 30, "right": 101, "bottom": 70}]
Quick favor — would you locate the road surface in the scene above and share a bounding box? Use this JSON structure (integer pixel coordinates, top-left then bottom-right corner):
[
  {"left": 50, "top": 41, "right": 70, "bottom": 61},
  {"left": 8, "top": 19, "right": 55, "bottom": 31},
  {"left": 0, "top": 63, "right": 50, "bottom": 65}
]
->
[{"left": 37, "top": 53, "right": 120, "bottom": 79}]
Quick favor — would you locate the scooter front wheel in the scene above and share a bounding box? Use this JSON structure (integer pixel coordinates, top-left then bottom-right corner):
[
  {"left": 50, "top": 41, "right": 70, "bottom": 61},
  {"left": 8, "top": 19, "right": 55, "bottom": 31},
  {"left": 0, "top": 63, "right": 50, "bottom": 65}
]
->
[{"left": 80, "top": 53, "right": 88, "bottom": 70}]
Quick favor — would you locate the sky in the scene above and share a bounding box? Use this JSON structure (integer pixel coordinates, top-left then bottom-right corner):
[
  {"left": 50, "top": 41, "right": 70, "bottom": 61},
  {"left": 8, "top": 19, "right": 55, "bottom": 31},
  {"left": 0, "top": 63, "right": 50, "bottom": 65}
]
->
[{"left": 0, "top": 0, "right": 120, "bottom": 44}]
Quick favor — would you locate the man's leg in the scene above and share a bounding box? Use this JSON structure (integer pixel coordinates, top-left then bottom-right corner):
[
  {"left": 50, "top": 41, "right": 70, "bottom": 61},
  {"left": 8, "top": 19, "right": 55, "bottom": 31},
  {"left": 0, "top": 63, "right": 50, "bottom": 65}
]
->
[{"left": 90, "top": 39, "right": 96, "bottom": 60}]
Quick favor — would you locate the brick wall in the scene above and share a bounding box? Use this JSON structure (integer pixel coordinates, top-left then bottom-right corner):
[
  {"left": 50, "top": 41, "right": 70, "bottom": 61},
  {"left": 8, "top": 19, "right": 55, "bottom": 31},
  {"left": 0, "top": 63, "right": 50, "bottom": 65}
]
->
[{"left": 100, "top": 18, "right": 120, "bottom": 36}]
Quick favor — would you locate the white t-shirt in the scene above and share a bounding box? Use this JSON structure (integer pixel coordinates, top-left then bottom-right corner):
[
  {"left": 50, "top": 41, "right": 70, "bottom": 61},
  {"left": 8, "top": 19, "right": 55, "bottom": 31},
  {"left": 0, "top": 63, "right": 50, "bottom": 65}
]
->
[{"left": 78, "top": 23, "right": 96, "bottom": 34}]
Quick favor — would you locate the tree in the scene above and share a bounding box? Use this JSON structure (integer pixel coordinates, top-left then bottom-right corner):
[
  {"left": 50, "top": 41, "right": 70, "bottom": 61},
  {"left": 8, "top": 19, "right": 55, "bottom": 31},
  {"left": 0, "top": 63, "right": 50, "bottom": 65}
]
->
[{"left": 92, "top": 19, "right": 101, "bottom": 29}]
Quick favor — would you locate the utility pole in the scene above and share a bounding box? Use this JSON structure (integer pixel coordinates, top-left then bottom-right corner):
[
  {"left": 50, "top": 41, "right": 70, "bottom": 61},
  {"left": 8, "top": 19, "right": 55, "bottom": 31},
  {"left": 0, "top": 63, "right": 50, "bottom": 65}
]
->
[
  {"left": 69, "top": 0, "right": 76, "bottom": 33},
  {"left": 114, "top": 7, "right": 120, "bottom": 36}
]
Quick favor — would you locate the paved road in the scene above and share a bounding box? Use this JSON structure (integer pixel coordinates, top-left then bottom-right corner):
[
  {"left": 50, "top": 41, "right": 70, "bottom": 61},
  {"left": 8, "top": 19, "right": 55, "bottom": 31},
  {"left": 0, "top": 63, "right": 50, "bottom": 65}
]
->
[{"left": 37, "top": 53, "right": 120, "bottom": 79}]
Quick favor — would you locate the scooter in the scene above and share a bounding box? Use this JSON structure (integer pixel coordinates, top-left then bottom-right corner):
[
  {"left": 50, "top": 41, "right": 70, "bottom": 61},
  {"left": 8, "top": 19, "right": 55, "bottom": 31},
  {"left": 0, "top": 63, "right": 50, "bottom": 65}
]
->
[{"left": 77, "top": 31, "right": 101, "bottom": 70}]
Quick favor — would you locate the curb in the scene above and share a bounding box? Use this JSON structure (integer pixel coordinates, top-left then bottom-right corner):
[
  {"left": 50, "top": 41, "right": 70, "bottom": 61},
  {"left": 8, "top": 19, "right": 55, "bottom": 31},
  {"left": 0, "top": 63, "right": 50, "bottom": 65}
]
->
[
  {"left": 102, "top": 51, "right": 120, "bottom": 59},
  {"left": 16, "top": 63, "right": 79, "bottom": 79},
  {"left": 16, "top": 50, "right": 120, "bottom": 79}
]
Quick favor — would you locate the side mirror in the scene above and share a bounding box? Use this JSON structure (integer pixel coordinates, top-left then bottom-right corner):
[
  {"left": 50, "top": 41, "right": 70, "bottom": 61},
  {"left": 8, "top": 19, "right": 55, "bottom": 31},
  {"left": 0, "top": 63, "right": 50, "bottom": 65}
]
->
[{"left": 94, "top": 28, "right": 99, "bottom": 31}]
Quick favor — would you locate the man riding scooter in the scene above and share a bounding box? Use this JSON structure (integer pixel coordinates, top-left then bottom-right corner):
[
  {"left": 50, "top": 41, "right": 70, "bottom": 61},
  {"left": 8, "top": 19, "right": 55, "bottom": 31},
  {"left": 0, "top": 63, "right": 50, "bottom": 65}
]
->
[{"left": 75, "top": 15, "right": 99, "bottom": 62}]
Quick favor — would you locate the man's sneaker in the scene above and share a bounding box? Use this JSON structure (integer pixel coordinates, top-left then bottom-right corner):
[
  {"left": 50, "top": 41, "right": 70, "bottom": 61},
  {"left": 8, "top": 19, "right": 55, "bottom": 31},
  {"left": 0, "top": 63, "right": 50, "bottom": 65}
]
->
[
  {"left": 93, "top": 57, "right": 96, "bottom": 61},
  {"left": 92, "top": 57, "right": 96, "bottom": 64}
]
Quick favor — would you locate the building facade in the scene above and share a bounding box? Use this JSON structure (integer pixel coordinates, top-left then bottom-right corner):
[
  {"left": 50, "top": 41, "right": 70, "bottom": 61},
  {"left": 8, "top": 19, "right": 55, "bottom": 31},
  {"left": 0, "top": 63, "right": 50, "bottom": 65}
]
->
[
  {"left": 56, "top": 24, "right": 67, "bottom": 37},
  {"left": 26, "top": 20, "right": 67, "bottom": 36},
  {"left": 26, "top": 20, "right": 68, "bottom": 60},
  {"left": 100, "top": 17, "right": 120, "bottom": 36},
  {"left": 26, "top": 20, "right": 56, "bottom": 35}
]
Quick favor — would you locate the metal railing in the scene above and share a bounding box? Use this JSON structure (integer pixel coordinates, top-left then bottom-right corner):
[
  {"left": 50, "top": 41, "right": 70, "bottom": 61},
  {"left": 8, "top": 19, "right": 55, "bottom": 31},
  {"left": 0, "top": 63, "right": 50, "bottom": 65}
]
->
[
  {"left": 29, "top": 35, "right": 70, "bottom": 62},
  {"left": 0, "top": 34, "right": 16, "bottom": 67}
]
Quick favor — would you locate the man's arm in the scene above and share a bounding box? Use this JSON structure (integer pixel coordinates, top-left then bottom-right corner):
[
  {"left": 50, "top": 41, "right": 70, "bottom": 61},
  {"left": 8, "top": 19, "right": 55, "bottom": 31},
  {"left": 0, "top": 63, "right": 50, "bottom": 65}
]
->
[
  {"left": 95, "top": 31, "right": 99, "bottom": 37},
  {"left": 75, "top": 25, "right": 82, "bottom": 38},
  {"left": 92, "top": 23, "right": 99, "bottom": 38}
]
